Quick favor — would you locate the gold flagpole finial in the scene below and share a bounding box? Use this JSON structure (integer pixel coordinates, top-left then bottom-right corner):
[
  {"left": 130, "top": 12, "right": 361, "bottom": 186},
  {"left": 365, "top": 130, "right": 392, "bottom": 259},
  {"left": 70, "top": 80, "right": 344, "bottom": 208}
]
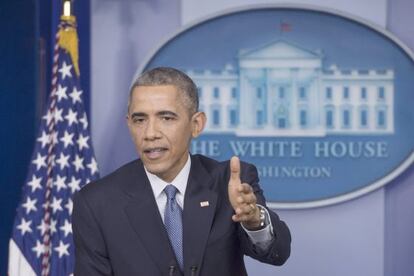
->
[
  {"left": 63, "top": 0, "right": 72, "bottom": 17},
  {"left": 59, "top": 0, "right": 80, "bottom": 76},
  {"left": 61, "top": 0, "right": 75, "bottom": 22}
]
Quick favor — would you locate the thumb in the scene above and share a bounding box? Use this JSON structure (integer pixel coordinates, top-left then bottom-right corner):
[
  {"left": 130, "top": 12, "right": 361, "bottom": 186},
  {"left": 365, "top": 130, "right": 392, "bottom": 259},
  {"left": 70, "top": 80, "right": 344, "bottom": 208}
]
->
[{"left": 230, "top": 156, "right": 241, "bottom": 182}]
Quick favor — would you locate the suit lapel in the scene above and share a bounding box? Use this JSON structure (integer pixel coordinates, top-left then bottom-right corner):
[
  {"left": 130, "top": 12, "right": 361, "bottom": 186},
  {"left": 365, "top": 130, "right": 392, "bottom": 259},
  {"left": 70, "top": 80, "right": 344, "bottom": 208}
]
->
[
  {"left": 183, "top": 155, "right": 218, "bottom": 272},
  {"left": 122, "top": 160, "right": 179, "bottom": 273}
]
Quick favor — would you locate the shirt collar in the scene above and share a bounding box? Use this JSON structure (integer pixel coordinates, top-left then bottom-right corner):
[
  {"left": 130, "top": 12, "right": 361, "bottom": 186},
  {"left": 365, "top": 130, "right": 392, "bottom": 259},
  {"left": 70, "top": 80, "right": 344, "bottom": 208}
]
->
[{"left": 144, "top": 154, "right": 191, "bottom": 198}]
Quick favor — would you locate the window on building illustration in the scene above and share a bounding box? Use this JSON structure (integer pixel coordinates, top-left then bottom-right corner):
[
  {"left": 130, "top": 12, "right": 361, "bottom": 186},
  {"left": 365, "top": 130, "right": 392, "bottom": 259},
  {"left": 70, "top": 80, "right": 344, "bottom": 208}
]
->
[
  {"left": 326, "top": 109, "right": 334, "bottom": 128},
  {"left": 326, "top": 87, "right": 332, "bottom": 100},
  {"left": 360, "top": 109, "right": 368, "bottom": 127},
  {"left": 378, "top": 87, "right": 385, "bottom": 100},
  {"left": 213, "top": 87, "right": 220, "bottom": 99},
  {"left": 278, "top": 118, "right": 286, "bottom": 129},
  {"left": 300, "top": 110, "right": 307, "bottom": 127},
  {"left": 212, "top": 109, "right": 220, "bottom": 126},
  {"left": 342, "top": 109, "right": 351, "bottom": 128},
  {"left": 229, "top": 109, "right": 238, "bottom": 127},
  {"left": 231, "top": 87, "right": 238, "bottom": 99},
  {"left": 361, "top": 87, "right": 367, "bottom": 100},
  {"left": 343, "top": 87, "right": 350, "bottom": 99},
  {"left": 256, "top": 110, "right": 264, "bottom": 126},
  {"left": 299, "top": 87, "right": 307, "bottom": 100},
  {"left": 256, "top": 87, "right": 262, "bottom": 99},
  {"left": 279, "top": 87, "right": 285, "bottom": 99},
  {"left": 377, "top": 109, "right": 386, "bottom": 128},
  {"left": 197, "top": 87, "right": 202, "bottom": 99}
]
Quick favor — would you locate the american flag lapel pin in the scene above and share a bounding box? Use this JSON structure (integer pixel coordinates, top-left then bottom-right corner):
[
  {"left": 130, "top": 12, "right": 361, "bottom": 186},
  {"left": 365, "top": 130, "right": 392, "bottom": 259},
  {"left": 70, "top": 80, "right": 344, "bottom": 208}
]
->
[{"left": 200, "top": 201, "right": 209, "bottom": 207}]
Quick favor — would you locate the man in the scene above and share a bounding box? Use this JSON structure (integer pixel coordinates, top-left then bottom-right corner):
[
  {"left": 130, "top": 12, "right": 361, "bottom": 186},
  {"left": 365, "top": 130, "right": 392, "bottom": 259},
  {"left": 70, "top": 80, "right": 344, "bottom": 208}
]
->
[{"left": 72, "top": 67, "right": 291, "bottom": 276}]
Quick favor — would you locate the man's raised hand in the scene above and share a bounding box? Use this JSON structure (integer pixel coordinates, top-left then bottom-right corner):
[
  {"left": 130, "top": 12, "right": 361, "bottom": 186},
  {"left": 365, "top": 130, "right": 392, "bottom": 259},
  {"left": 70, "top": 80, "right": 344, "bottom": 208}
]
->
[{"left": 228, "top": 156, "right": 261, "bottom": 229}]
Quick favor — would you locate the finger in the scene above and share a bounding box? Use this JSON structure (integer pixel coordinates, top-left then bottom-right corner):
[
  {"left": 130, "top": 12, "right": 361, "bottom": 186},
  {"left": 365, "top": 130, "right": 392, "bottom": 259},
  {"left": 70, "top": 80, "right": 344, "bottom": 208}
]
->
[
  {"left": 232, "top": 214, "right": 239, "bottom": 222},
  {"left": 238, "top": 183, "right": 253, "bottom": 193},
  {"left": 236, "top": 193, "right": 256, "bottom": 205},
  {"left": 241, "top": 193, "right": 256, "bottom": 204},
  {"left": 232, "top": 212, "right": 254, "bottom": 222},
  {"left": 235, "top": 204, "right": 255, "bottom": 216},
  {"left": 230, "top": 156, "right": 241, "bottom": 181}
]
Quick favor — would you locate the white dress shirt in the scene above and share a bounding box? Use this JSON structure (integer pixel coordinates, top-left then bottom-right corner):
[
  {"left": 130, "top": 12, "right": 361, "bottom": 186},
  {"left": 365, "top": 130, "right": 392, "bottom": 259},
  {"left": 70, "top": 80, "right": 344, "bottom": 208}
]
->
[{"left": 144, "top": 154, "right": 274, "bottom": 250}]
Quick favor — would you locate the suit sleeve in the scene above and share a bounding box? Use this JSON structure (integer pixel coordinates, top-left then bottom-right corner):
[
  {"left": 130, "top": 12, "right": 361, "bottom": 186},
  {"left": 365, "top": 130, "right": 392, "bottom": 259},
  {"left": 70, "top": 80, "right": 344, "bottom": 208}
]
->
[
  {"left": 237, "top": 163, "right": 291, "bottom": 266},
  {"left": 72, "top": 191, "right": 113, "bottom": 275}
]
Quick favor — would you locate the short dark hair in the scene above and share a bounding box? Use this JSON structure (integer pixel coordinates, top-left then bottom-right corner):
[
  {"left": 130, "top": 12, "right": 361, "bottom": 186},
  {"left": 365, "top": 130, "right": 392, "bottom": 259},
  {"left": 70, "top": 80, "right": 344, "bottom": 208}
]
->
[{"left": 128, "top": 67, "right": 199, "bottom": 115}]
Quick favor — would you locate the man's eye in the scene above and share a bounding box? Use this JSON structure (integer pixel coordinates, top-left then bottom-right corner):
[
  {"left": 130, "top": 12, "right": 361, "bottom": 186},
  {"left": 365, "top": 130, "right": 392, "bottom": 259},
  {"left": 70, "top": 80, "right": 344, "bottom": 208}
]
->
[
  {"left": 162, "top": 116, "right": 175, "bottom": 121},
  {"left": 132, "top": 117, "right": 145, "bottom": 123}
]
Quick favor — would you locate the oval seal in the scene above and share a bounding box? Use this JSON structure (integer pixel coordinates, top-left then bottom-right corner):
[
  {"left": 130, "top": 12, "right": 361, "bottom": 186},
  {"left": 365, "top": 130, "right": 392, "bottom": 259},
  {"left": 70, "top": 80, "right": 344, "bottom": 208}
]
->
[{"left": 135, "top": 5, "right": 414, "bottom": 209}]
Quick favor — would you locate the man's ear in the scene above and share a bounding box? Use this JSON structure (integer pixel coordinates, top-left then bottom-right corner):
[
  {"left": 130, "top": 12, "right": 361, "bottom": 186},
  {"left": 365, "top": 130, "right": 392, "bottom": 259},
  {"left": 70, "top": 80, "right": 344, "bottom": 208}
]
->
[
  {"left": 126, "top": 114, "right": 135, "bottom": 136},
  {"left": 125, "top": 114, "right": 131, "bottom": 128},
  {"left": 191, "top": 111, "right": 206, "bottom": 138}
]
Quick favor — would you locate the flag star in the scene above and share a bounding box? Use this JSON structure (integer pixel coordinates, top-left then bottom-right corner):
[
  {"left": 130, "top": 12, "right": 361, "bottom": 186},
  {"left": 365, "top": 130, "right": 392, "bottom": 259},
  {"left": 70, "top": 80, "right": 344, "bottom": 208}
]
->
[
  {"left": 50, "top": 131, "right": 59, "bottom": 146},
  {"left": 60, "top": 219, "right": 72, "bottom": 237},
  {"left": 58, "top": 61, "right": 72, "bottom": 80},
  {"left": 60, "top": 130, "right": 74, "bottom": 148},
  {"left": 50, "top": 218, "right": 57, "bottom": 234},
  {"left": 17, "top": 218, "right": 32, "bottom": 235},
  {"left": 55, "top": 153, "right": 70, "bottom": 170},
  {"left": 79, "top": 112, "right": 88, "bottom": 130},
  {"left": 76, "top": 134, "right": 90, "bottom": 151},
  {"left": 53, "top": 175, "right": 67, "bottom": 192},
  {"left": 22, "top": 197, "right": 37, "bottom": 214},
  {"left": 65, "top": 108, "right": 78, "bottom": 126},
  {"left": 54, "top": 241, "right": 70, "bottom": 258},
  {"left": 53, "top": 108, "right": 64, "bottom": 123},
  {"left": 69, "top": 87, "right": 83, "bottom": 104},
  {"left": 36, "top": 218, "right": 57, "bottom": 234},
  {"left": 27, "top": 175, "right": 42, "bottom": 192},
  {"left": 87, "top": 157, "right": 99, "bottom": 175},
  {"left": 65, "top": 198, "right": 73, "bottom": 215},
  {"left": 37, "top": 131, "right": 50, "bottom": 148},
  {"left": 42, "top": 110, "right": 53, "bottom": 125},
  {"left": 49, "top": 153, "right": 56, "bottom": 167},
  {"left": 55, "top": 84, "right": 68, "bottom": 102},
  {"left": 68, "top": 176, "right": 81, "bottom": 193},
  {"left": 72, "top": 154, "right": 84, "bottom": 172},
  {"left": 32, "top": 240, "right": 45, "bottom": 258},
  {"left": 51, "top": 197, "right": 63, "bottom": 213},
  {"left": 37, "top": 219, "right": 48, "bottom": 235},
  {"left": 42, "top": 201, "right": 49, "bottom": 211},
  {"left": 32, "top": 153, "right": 47, "bottom": 170}
]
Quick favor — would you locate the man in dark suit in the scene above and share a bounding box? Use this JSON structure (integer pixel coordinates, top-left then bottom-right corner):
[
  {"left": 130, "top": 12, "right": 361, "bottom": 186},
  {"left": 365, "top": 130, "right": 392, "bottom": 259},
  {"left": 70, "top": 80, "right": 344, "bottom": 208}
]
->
[{"left": 72, "top": 67, "right": 291, "bottom": 275}]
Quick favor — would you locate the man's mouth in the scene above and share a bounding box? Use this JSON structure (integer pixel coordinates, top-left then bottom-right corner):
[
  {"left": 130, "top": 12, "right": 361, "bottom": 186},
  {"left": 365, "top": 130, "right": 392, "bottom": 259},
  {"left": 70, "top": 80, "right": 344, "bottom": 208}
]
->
[{"left": 143, "top": 147, "right": 168, "bottom": 159}]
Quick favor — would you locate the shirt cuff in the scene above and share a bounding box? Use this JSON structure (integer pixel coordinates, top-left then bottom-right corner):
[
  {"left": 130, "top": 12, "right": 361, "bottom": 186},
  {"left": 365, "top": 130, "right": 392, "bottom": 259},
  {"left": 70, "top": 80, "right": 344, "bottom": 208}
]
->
[{"left": 241, "top": 204, "right": 274, "bottom": 249}]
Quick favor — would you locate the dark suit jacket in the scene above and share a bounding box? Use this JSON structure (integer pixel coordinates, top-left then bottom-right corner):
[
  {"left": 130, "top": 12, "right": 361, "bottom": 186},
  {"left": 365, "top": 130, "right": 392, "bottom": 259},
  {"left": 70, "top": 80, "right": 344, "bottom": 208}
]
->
[{"left": 72, "top": 154, "right": 291, "bottom": 276}]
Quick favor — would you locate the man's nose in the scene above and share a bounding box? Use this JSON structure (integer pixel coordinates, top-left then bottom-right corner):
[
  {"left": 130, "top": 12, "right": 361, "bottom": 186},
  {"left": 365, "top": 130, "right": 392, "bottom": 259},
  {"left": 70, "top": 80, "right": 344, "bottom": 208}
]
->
[{"left": 144, "top": 119, "right": 160, "bottom": 140}]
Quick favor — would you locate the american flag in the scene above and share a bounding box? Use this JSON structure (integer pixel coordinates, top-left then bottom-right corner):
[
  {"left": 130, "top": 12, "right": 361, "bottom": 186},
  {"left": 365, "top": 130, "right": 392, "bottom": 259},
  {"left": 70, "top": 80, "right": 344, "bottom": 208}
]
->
[{"left": 8, "top": 14, "right": 99, "bottom": 276}]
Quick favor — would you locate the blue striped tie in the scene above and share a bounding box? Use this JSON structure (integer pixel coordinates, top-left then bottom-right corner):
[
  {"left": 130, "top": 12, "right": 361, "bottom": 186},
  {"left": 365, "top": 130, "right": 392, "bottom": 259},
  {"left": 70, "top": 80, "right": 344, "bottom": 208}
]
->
[{"left": 164, "top": 185, "right": 183, "bottom": 270}]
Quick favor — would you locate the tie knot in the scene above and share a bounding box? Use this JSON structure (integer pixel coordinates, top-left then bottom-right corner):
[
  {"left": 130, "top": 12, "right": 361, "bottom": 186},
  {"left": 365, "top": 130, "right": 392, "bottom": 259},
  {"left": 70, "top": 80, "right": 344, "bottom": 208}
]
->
[{"left": 164, "top": 185, "right": 178, "bottom": 199}]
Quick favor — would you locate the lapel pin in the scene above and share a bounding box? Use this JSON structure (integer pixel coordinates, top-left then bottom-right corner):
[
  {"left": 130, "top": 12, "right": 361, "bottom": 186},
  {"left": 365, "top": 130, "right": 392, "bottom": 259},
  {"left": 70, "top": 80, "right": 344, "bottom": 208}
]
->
[{"left": 200, "top": 201, "right": 209, "bottom": 207}]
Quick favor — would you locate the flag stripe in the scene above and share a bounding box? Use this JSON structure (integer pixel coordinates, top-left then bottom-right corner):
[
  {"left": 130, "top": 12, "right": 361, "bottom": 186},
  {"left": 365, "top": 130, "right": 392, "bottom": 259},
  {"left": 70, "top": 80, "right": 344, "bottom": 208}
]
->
[{"left": 8, "top": 240, "right": 37, "bottom": 276}]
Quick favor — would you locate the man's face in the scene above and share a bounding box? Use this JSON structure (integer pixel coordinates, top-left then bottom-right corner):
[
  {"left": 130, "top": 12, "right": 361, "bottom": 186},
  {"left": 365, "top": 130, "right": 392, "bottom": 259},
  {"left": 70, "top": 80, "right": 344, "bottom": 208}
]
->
[{"left": 127, "top": 85, "right": 204, "bottom": 182}]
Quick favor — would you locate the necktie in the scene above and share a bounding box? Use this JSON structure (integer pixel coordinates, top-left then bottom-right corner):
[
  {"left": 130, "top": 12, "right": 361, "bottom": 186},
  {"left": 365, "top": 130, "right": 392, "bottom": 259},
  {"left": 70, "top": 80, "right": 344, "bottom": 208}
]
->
[{"left": 164, "top": 185, "right": 184, "bottom": 270}]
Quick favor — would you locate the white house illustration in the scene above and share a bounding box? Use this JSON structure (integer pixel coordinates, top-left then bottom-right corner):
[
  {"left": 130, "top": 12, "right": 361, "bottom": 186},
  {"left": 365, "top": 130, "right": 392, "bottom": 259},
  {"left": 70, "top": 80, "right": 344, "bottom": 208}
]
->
[{"left": 185, "top": 40, "right": 394, "bottom": 136}]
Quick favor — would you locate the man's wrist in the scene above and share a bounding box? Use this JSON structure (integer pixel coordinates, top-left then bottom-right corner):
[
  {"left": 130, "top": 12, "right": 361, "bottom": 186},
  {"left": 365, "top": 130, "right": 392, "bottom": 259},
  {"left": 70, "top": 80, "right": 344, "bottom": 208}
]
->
[{"left": 242, "top": 205, "right": 266, "bottom": 231}]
